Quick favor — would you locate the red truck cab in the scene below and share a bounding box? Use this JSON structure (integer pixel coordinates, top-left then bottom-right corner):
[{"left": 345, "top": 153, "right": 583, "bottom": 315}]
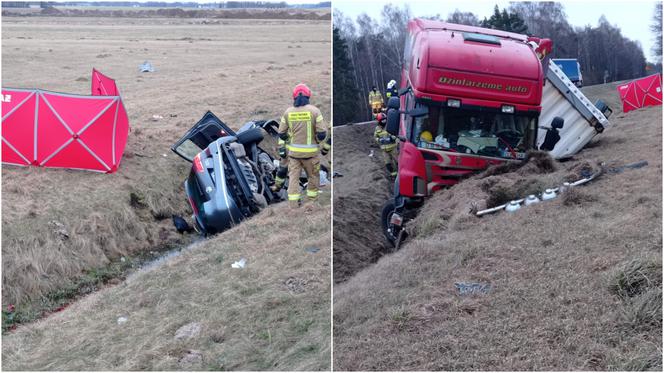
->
[{"left": 382, "top": 19, "right": 548, "bottom": 244}]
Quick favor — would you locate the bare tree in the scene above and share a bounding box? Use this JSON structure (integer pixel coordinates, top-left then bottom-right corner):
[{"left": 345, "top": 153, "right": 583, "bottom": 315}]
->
[
  {"left": 651, "top": 2, "right": 662, "bottom": 59},
  {"left": 446, "top": 10, "right": 480, "bottom": 26}
]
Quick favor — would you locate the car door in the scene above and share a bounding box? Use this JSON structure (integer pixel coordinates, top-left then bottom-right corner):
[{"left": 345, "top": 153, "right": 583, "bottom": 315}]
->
[{"left": 171, "top": 111, "right": 237, "bottom": 162}]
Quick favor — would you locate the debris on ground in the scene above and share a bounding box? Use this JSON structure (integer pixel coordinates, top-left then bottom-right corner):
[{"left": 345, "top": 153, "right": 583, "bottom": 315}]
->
[
  {"left": 305, "top": 247, "right": 320, "bottom": 254},
  {"left": 607, "top": 160, "right": 648, "bottom": 174},
  {"left": 174, "top": 322, "right": 202, "bottom": 341},
  {"left": 139, "top": 61, "right": 155, "bottom": 72},
  {"left": 48, "top": 220, "right": 69, "bottom": 240},
  {"left": 172, "top": 215, "right": 194, "bottom": 234},
  {"left": 368, "top": 150, "right": 374, "bottom": 157},
  {"left": 117, "top": 316, "right": 128, "bottom": 325},
  {"left": 151, "top": 114, "right": 163, "bottom": 121},
  {"left": 231, "top": 258, "right": 247, "bottom": 269},
  {"left": 454, "top": 282, "right": 492, "bottom": 295}
]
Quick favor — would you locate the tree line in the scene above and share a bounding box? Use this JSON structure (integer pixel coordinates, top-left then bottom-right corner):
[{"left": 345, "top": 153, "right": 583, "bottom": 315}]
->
[{"left": 333, "top": 2, "right": 662, "bottom": 126}]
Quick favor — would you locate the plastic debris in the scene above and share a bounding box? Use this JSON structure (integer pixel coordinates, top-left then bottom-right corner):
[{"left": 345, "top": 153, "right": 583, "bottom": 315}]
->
[
  {"left": 120, "top": 256, "right": 126, "bottom": 263},
  {"left": 231, "top": 258, "right": 247, "bottom": 269},
  {"left": 541, "top": 188, "right": 557, "bottom": 201},
  {"left": 162, "top": 154, "right": 168, "bottom": 158},
  {"left": 455, "top": 282, "right": 491, "bottom": 295},
  {"left": 117, "top": 316, "right": 128, "bottom": 325},
  {"left": 368, "top": 150, "right": 374, "bottom": 157},
  {"left": 319, "top": 170, "right": 330, "bottom": 186},
  {"left": 139, "top": 61, "right": 155, "bottom": 72},
  {"left": 305, "top": 247, "right": 320, "bottom": 254},
  {"left": 151, "top": 114, "right": 163, "bottom": 121},
  {"left": 607, "top": 160, "right": 648, "bottom": 173},
  {"left": 524, "top": 194, "right": 540, "bottom": 206},
  {"left": 505, "top": 200, "right": 521, "bottom": 212}
]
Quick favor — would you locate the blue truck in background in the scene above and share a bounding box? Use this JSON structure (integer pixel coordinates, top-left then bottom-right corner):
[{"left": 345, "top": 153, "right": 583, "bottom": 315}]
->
[{"left": 552, "top": 58, "right": 583, "bottom": 87}]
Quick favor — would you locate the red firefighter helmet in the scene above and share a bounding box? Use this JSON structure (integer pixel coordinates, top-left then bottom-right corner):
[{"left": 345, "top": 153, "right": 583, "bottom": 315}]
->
[
  {"left": 292, "top": 83, "right": 312, "bottom": 99},
  {"left": 376, "top": 112, "right": 387, "bottom": 124}
]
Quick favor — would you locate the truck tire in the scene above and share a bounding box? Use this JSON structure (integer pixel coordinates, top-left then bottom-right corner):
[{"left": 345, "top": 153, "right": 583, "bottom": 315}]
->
[{"left": 381, "top": 200, "right": 402, "bottom": 247}]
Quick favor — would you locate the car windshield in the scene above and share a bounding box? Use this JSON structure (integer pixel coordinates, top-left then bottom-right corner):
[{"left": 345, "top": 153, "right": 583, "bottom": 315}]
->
[{"left": 411, "top": 102, "right": 537, "bottom": 160}]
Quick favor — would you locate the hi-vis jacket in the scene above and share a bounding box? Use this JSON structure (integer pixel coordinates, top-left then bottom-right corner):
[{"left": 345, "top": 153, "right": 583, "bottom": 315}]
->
[
  {"left": 278, "top": 104, "right": 326, "bottom": 159},
  {"left": 368, "top": 90, "right": 384, "bottom": 106},
  {"left": 374, "top": 126, "right": 397, "bottom": 151}
]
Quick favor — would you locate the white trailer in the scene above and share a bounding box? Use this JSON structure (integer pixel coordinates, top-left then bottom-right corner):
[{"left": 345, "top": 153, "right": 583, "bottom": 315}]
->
[{"left": 538, "top": 59, "right": 611, "bottom": 159}]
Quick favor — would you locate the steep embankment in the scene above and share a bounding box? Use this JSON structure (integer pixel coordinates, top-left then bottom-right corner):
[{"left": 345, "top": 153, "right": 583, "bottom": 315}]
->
[
  {"left": 333, "top": 123, "right": 393, "bottom": 283},
  {"left": 3, "top": 193, "right": 331, "bottom": 371},
  {"left": 333, "top": 83, "right": 662, "bottom": 370}
]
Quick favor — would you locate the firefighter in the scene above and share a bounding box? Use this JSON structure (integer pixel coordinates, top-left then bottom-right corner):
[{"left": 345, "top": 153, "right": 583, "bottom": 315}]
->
[
  {"left": 278, "top": 83, "right": 327, "bottom": 208},
  {"left": 385, "top": 80, "right": 398, "bottom": 99},
  {"left": 368, "top": 86, "right": 384, "bottom": 119},
  {"left": 374, "top": 112, "right": 398, "bottom": 177}
]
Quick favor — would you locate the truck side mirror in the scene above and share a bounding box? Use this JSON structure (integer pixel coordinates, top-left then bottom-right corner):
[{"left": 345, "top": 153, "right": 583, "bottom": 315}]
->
[
  {"left": 540, "top": 117, "right": 563, "bottom": 151},
  {"left": 386, "top": 108, "right": 400, "bottom": 136},
  {"left": 387, "top": 96, "right": 400, "bottom": 110}
]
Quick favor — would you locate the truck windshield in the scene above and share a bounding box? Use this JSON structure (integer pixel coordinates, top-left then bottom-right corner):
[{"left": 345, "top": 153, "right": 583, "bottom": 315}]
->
[{"left": 411, "top": 102, "right": 537, "bottom": 160}]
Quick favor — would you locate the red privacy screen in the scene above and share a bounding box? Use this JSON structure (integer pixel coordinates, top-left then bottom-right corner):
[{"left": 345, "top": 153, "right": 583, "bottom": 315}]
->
[
  {"left": 616, "top": 73, "right": 662, "bottom": 113},
  {"left": 2, "top": 69, "right": 129, "bottom": 173}
]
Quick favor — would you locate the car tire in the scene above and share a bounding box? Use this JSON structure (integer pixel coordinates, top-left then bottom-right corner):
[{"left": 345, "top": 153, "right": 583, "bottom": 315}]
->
[{"left": 236, "top": 127, "right": 264, "bottom": 145}]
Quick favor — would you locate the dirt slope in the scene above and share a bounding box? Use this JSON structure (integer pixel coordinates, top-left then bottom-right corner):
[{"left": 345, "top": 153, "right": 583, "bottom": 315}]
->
[
  {"left": 2, "top": 194, "right": 331, "bottom": 370},
  {"left": 333, "top": 123, "right": 392, "bottom": 283},
  {"left": 333, "top": 83, "right": 662, "bottom": 370},
  {"left": 1, "top": 16, "right": 330, "bottom": 315}
]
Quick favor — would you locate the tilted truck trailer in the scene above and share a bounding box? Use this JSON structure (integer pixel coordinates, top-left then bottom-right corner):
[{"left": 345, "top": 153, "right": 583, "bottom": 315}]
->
[{"left": 380, "top": 19, "right": 611, "bottom": 245}]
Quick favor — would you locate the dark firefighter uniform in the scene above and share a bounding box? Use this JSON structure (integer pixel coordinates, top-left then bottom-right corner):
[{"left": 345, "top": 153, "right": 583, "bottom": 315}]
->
[{"left": 374, "top": 114, "right": 398, "bottom": 177}]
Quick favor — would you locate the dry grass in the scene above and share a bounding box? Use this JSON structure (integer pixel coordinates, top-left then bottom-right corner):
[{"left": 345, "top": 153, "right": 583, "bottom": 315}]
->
[
  {"left": 2, "top": 15, "right": 330, "bottom": 317},
  {"left": 2, "top": 190, "right": 331, "bottom": 371},
  {"left": 333, "top": 84, "right": 662, "bottom": 370}
]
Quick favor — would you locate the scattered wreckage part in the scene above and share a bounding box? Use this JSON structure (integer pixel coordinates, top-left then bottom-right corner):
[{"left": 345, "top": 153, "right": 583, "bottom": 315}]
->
[
  {"left": 606, "top": 160, "right": 648, "bottom": 174},
  {"left": 476, "top": 169, "right": 604, "bottom": 217}
]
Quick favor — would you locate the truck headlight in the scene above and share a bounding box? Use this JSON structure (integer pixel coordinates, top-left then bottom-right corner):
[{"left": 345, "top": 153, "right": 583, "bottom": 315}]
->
[{"left": 447, "top": 99, "right": 461, "bottom": 108}]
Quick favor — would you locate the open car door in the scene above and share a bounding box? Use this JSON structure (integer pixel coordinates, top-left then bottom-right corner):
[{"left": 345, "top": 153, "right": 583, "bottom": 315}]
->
[{"left": 171, "top": 111, "right": 237, "bottom": 162}]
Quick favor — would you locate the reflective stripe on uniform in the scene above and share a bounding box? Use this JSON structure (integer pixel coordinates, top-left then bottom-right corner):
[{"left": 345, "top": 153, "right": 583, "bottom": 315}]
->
[
  {"left": 287, "top": 111, "right": 314, "bottom": 145},
  {"left": 287, "top": 144, "right": 319, "bottom": 153},
  {"left": 288, "top": 194, "right": 301, "bottom": 201},
  {"left": 306, "top": 190, "right": 318, "bottom": 198},
  {"left": 278, "top": 138, "right": 285, "bottom": 145},
  {"left": 316, "top": 114, "right": 323, "bottom": 123}
]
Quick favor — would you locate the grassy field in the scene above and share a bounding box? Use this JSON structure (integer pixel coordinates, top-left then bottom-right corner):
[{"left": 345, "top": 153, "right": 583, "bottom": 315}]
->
[
  {"left": 1, "top": 14, "right": 331, "bottom": 357},
  {"left": 333, "top": 82, "right": 662, "bottom": 370},
  {"left": 2, "top": 193, "right": 331, "bottom": 370}
]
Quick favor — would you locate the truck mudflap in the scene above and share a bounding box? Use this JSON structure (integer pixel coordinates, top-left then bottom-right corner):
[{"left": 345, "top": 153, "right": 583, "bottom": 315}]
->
[{"left": 538, "top": 59, "right": 611, "bottom": 159}]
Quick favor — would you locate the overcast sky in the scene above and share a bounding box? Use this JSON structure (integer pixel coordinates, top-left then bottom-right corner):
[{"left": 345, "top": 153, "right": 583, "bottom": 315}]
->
[{"left": 334, "top": 0, "right": 662, "bottom": 62}]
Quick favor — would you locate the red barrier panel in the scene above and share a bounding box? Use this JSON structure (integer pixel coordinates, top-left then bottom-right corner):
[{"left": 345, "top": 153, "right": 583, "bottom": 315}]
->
[
  {"left": 616, "top": 73, "right": 662, "bottom": 113},
  {"left": 2, "top": 69, "right": 129, "bottom": 173}
]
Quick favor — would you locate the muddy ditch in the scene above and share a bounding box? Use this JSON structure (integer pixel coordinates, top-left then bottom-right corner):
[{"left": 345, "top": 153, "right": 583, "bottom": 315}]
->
[{"left": 333, "top": 124, "right": 393, "bottom": 283}]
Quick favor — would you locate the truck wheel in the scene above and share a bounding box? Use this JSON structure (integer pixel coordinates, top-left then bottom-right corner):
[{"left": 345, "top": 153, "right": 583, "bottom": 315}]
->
[{"left": 381, "top": 200, "right": 402, "bottom": 247}]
